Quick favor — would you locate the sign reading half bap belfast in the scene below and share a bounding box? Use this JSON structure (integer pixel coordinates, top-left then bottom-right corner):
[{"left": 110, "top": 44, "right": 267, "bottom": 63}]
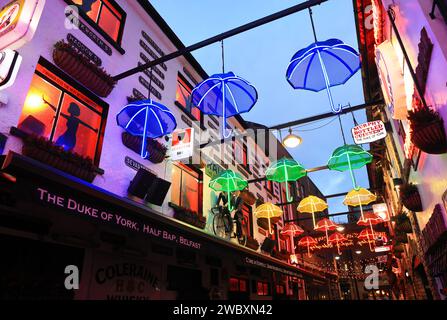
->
[
  {"left": 351, "top": 120, "right": 387, "bottom": 144},
  {"left": 0, "top": 0, "right": 46, "bottom": 51}
]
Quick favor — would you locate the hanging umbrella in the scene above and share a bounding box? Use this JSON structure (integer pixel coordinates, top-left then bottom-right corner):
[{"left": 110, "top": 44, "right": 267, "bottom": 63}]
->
[
  {"left": 266, "top": 158, "right": 307, "bottom": 202},
  {"left": 286, "top": 38, "right": 360, "bottom": 113},
  {"left": 280, "top": 223, "right": 304, "bottom": 254},
  {"left": 209, "top": 170, "right": 248, "bottom": 211},
  {"left": 191, "top": 71, "right": 258, "bottom": 138},
  {"left": 358, "top": 228, "right": 377, "bottom": 252},
  {"left": 357, "top": 212, "right": 383, "bottom": 246},
  {"left": 298, "top": 236, "right": 318, "bottom": 258},
  {"left": 298, "top": 196, "right": 328, "bottom": 228},
  {"left": 328, "top": 232, "right": 347, "bottom": 255},
  {"left": 117, "top": 99, "right": 177, "bottom": 159},
  {"left": 328, "top": 145, "right": 373, "bottom": 189},
  {"left": 254, "top": 203, "right": 283, "bottom": 235},
  {"left": 314, "top": 218, "right": 339, "bottom": 244},
  {"left": 344, "top": 188, "right": 377, "bottom": 220}
]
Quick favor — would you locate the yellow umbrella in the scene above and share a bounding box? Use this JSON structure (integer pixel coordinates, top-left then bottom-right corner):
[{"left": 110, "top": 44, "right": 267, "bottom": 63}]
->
[
  {"left": 343, "top": 188, "right": 377, "bottom": 220},
  {"left": 254, "top": 203, "right": 283, "bottom": 235},
  {"left": 297, "top": 196, "right": 328, "bottom": 228}
]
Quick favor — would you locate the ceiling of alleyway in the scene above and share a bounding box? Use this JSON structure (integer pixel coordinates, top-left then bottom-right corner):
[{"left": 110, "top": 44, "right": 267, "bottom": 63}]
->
[{"left": 150, "top": 0, "right": 370, "bottom": 222}]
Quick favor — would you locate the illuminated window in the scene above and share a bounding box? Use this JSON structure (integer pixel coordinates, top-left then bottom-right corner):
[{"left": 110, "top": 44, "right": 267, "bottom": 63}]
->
[
  {"left": 241, "top": 204, "right": 253, "bottom": 237},
  {"left": 17, "top": 60, "right": 108, "bottom": 165},
  {"left": 70, "top": 0, "right": 125, "bottom": 44},
  {"left": 276, "top": 285, "right": 285, "bottom": 295},
  {"left": 256, "top": 281, "right": 270, "bottom": 296},
  {"left": 265, "top": 180, "right": 273, "bottom": 194},
  {"left": 175, "top": 74, "right": 201, "bottom": 121},
  {"left": 171, "top": 163, "right": 202, "bottom": 214},
  {"left": 229, "top": 277, "right": 247, "bottom": 292},
  {"left": 233, "top": 140, "right": 248, "bottom": 167}
]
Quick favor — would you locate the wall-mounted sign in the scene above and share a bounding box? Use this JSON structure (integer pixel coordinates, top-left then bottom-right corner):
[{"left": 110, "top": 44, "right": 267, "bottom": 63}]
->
[
  {"left": 67, "top": 33, "right": 102, "bottom": 66},
  {"left": 375, "top": 40, "right": 408, "bottom": 120},
  {"left": 372, "top": 203, "right": 390, "bottom": 222},
  {"left": 169, "top": 128, "right": 194, "bottom": 161},
  {"left": 205, "top": 163, "right": 224, "bottom": 179},
  {"left": 352, "top": 120, "right": 387, "bottom": 144},
  {"left": 0, "top": 48, "right": 21, "bottom": 89},
  {"left": 0, "top": 0, "right": 46, "bottom": 51}
]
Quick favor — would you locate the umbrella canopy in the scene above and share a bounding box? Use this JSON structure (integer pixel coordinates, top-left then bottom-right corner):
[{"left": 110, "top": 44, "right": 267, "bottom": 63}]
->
[
  {"left": 358, "top": 228, "right": 377, "bottom": 252},
  {"left": 298, "top": 236, "right": 318, "bottom": 258},
  {"left": 357, "top": 212, "right": 383, "bottom": 226},
  {"left": 286, "top": 38, "right": 360, "bottom": 113},
  {"left": 344, "top": 188, "right": 377, "bottom": 220},
  {"left": 209, "top": 170, "right": 248, "bottom": 211},
  {"left": 297, "top": 196, "right": 328, "bottom": 228},
  {"left": 280, "top": 223, "right": 304, "bottom": 237},
  {"left": 254, "top": 203, "right": 283, "bottom": 235},
  {"left": 191, "top": 71, "right": 258, "bottom": 138},
  {"left": 328, "top": 232, "right": 347, "bottom": 255},
  {"left": 328, "top": 145, "right": 373, "bottom": 188},
  {"left": 266, "top": 158, "right": 307, "bottom": 202},
  {"left": 315, "top": 218, "right": 339, "bottom": 244},
  {"left": 116, "top": 99, "right": 177, "bottom": 159}
]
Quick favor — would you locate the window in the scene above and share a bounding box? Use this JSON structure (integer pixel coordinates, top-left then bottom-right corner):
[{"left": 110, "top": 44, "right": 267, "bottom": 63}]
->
[
  {"left": 175, "top": 74, "right": 201, "bottom": 121},
  {"left": 171, "top": 163, "right": 202, "bottom": 214},
  {"left": 265, "top": 180, "right": 273, "bottom": 194},
  {"left": 256, "top": 281, "right": 270, "bottom": 296},
  {"left": 430, "top": 0, "right": 447, "bottom": 24},
  {"left": 233, "top": 140, "right": 248, "bottom": 167},
  {"left": 241, "top": 204, "right": 253, "bottom": 237},
  {"left": 17, "top": 59, "right": 108, "bottom": 165},
  {"left": 275, "top": 284, "right": 285, "bottom": 295},
  {"left": 229, "top": 277, "right": 247, "bottom": 292},
  {"left": 70, "top": 0, "right": 126, "bottom": 45}
]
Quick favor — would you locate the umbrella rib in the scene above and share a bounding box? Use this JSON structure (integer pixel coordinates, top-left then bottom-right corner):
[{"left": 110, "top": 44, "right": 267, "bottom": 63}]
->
[
  {"left": 288, "top": 51, "right": 315, "bottom": 82},
  {"left": 323, "top": 50, "right": 354, "bottom": 73},
  {"left": 124, "top": 107, "right": 147, "bottom": 130},
  {"left": 150, "top": 108, "right": 164, "bottom": 135},
  {"left": 228, "top": 80, "right": 257, "bottom": 104},
  {"left": 225, "top": 83, "right": 240, "bottom": 113},
  {"left": 197, "top": 82, "right": 222, "bottom": 107},
  {"left": 302, "top": 52, "right": 316, "bottom": 89}
]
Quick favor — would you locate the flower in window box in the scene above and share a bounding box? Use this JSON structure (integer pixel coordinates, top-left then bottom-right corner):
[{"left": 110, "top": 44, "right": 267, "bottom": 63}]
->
[
  {"left": 399, "top": 183, "right": 423, "bottom": 212},
  {"left": 121, "top": 132, "right": 167, "bottom": 164},
  {"left": 408, "top": 107, "right": 447, "bottom": 154}
]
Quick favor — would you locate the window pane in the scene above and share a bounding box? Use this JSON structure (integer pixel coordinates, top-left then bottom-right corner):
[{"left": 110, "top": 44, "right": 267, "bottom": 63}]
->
[
  {"left": 171, "top": 165, "right": 181, "bottom": 206},
  {"left": 176, "top": 79, "right": 191, "bottom": 108},
  {"left": 18, "top": 74, "right": 61, "bottom": 139},
  {"left": 239, "top": 279, "right": 247, "bottom": 292},
  {"left": 181, "top": 171, "right": 199, "bottom": 213},
  {"left": 52, "top": 95, "right": 102, "bottom": 159},
  {"left": 242, "top": 205, "right": 251, "bottom": 237},
  {"left": 98, "top": 4, "right": 120, "bottom": 41},
  {"left": 72, "top": 0, "right": 101, "bottom": 22}
]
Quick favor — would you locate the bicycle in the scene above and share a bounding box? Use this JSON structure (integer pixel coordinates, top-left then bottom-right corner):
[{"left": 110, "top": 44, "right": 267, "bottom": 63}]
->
[{"left": 211, "top": 206, "right": 247, "bottom": 246}]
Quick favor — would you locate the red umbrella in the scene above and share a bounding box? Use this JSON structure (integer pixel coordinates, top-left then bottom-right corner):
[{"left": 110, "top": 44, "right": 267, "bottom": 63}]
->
[
  {"left": 358, "top": 228, "right": 377, "bottom": 252},
  {"left": 328, "top": 232, "right": 347, "bottom": 255},
  {"left": 357, "top": 212, "right": 383, "bottom": 240},
  {"left": 281, "top": 224, "right": 304, "bottom": 254},
  {"left": 298, "top": 236, "right": 317, "bottom": 258},
  {"left": 314, "top": 218, "right": 339, "bottom": 244}
]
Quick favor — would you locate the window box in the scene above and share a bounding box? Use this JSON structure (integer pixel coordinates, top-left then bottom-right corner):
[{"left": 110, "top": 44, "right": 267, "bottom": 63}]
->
[
  {"left": 170, "top": 203, "right": 206, "bottom": 230},
  {"left": 53, "top": 40, "right": 116, "bottom": 97},
  {"left": 399, "top": 183, "right": 423, "bottom": 212},
  {"left": 240, "top": 190, "right": 256, "bottom": 206},
  {"left": 392, "top": 213, "right": 413, "bottom": 234},
  {"left": 408, "top": 108, "right": 447, "bottom": 155},
  {"left": 245, "top": 236, "right": 260, "bottom": 251},
  {"left": 21, "top": 134, "right": 98, "bottom": 182},
  {"left": 121, "top": 132, "right": 167, "bottom": 164}
]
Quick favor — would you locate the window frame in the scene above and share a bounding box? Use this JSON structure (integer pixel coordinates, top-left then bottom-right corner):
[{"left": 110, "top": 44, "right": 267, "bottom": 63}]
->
[
  {"left": 256, "top": 281, "right": 270, "bottom": 296},
  {"left": 175, "top": 73, "right": 203, "bottom": 125},
  {"left": 65, "top": 0, "right": 127, "bottom": 53},
  {"left": 229, "top": 277, "right": 248, "bottom": 293},
  {"left": 170, "top": 162, "right": 203, "bottom": 215},
  {"left": 241, "top": 203, "right": 253, "bottom": 237}
]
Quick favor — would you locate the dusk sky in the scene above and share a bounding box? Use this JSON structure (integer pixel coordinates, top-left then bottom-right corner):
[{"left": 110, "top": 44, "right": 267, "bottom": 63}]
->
[{"left": 150, "top": 0, "right": 370, "bottom": 222}]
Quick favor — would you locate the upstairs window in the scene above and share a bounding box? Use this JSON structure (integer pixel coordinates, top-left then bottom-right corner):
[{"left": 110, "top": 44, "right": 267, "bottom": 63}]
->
[
  {"left": 171, "top": 163, "right": 202, "bottom": 214},
  {"left": 70, "top": 0, "right": 126, "bottom": 45},
  {"left": 229, "top": 277, "right": 247, "bottom": 293},
  {"left": 256, "top": 281, "right": 270, "bottom": 296},
  {"left": 175, "top": 74, "right": 201, "bottom": 121},
  {"left": 233, "top": 140, "right": 248, "bottom": 167}
]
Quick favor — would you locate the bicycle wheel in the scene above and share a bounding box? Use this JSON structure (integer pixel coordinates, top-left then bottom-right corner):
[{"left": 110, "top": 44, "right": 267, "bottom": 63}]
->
[
  {"left": 213, "top": 214, "right": 229, "bottom": 240},
  {"left": 237, "top": 216, "right": 248, "bottom": 246}
]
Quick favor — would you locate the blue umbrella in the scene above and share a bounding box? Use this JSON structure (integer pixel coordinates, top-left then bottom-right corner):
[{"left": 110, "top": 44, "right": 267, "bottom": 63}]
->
[
  {"left": 116, "top": 99, "right": 177, "bottom": 159},
  {"left": 286, "top": 38, "right": 361, "bottom": 113},
  {"left": 191, "top": 71, "right": 258, "bottom": 138}
]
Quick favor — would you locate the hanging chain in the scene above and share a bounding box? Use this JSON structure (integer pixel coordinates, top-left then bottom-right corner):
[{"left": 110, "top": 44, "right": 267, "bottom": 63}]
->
[
  {"left": 308, "top": 7, "right": 318, "bottom": 43},
  {"left": 148, "top": 67, "right": 153, "bottom": 100},
  {"left": 338, "top": 114, "right": 347, "bottom": 145},
  {"left": 221, "top": 40, "right": 225, "bottom": 73}
]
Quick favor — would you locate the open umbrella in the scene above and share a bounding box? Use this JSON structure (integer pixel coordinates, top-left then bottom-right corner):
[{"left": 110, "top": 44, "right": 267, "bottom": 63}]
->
[
  {"left": 266, "top": 158, "right": 307, "bottom": 202},
  {"left": 328, "top": 145, "right": 373, "bottom": 189},
  {"left": 191, "top": 71, "right": 258, "bottom": 138},
  {"left": 328, "top": 232, "right": 347, "bottom": 255},
  {"left": 357, "top": 212, "right": 383, "bottom": 246},
  {"left": 298, "top": 236, "right": 317, "bottom": 258},
  {"left": 314, "top": 218, "right": 339, "bottom": 244},
  {"left": 280, "top": 223, "right": 304, "bottom": 254},
  {"left": 254, "top": 203, "right": 283, "bottom": 235},
  {"left": 344, "top": 188, "right": 377, "bottom": 220},
  {"left": 117, "top": 99, "right": 177, "bottom": 159},
  {"left": 358, "top": 228, "right": 377, "bottom": 252},
  {"left": 298, "top": 196, "right": 328, "bottom": 228},
  {"left": 209, "top": 170, "right": 248, "bottom": 211}
]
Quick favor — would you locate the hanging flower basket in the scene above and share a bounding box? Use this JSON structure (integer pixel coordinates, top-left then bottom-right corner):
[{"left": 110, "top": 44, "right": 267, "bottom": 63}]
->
[
  {"left": 22, "top": 135, "right": 97, "bottom": 182},
  {"left": 245, "top": 236, "right": 260, "bottom": 250},
  {"left": 171, "top": 203, "right": 206, "bottom": 229},
  {"left": 392, "top": 213, "right": 413, "bottom": 234},
  {"left": 395, "top": 232, "right": 409, "bottom": 244},
  {"left": 121, "top": 132, "right": 167, "bottom": 164},
  {"left": 240, "top": 189, "right": 256, "bottom": 206},
  {"left": 408, "top": 107, "right": 447, "bottom": 154},
  {"left": 53, "top": 40, "right": 116, "bottom": 98},
  {"left": 399, "top": 183, "right": 423, "bottom": 212}
]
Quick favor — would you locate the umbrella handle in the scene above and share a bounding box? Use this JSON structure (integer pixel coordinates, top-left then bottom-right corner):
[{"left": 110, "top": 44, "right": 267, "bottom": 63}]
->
[
  {"left": 140, "top": 107, "right": 150, "bottom": 159},
  {"left": 221, "top": 81, "right": 232, "bottom": 139},
  {"left": 307, "top": 245, "right": 312, "bottom": 258},
  {"left": 316, "top": 50, "right": 341, "bottom": 114},
  {"left": 285, "top": 182, "right": 293, "bottom": 203},
  {"left": 268, "top": 218, "right": 274, "bottom": 235},
  {"left": 222, "top": 116, "right": 232, "bottom": 139}
]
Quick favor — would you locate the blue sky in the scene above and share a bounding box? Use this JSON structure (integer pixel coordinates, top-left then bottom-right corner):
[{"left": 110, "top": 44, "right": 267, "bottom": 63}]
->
[{"left": 150, "top": 0, "right": 370, "bottom": 222}]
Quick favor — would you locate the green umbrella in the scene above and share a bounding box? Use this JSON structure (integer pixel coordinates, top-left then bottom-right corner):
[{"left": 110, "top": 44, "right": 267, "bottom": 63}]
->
[
  {"left": 265, "top": 158, "right": 307, "bottom": 202},
  {"left": 209, "top": 170, "right": 248, "bottom": 211},
  {"left": 327, "top": 144, "right": 372, "bottom": 188}
]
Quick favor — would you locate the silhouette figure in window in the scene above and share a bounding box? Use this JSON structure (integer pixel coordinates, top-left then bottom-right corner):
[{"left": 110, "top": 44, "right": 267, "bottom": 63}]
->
[{"left": 78, "top": 0, "right": 96, "bottom": 14}]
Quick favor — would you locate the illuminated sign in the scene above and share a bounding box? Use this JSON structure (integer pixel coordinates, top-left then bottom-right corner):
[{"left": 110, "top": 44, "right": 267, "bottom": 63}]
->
[
  {"left": 351, "top": 120, "right": 387, "bottom": 144},
  {"left": 169, "top": 128, "right": 194, "bottom": 161},
  {"left": 0, "top": 48, "right": 21, "bottom": 89},
  {"left": 373, "top": 203, "right": 390, "bottom": 222},
  {"left": 375, "top": 245, "right": 391, "bottom": 253},
  {"left": 0, "top": 0, "right": 45, "bottom": 51}
]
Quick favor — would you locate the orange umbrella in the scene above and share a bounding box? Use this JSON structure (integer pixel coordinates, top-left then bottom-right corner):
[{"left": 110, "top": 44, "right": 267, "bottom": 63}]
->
[
  {"left": 281, "top": 223, "right": 304, "bottom": 254},
  {"left": 298, "top": 236, "right": 317, "bottom": 258},
  {"left": 328, "top": 232, "right": 347, "bottom": 255},
  {"left": 314, "top": 218, "right": 339, "bottom": 244}
]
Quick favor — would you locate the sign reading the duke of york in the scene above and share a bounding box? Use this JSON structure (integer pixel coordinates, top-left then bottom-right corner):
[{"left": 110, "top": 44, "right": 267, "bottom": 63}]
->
[
  {"left": 0, "top": 0, "right": 46, "bottom": 51},
  {"left": 351, "top": 120, "right": 387, "bottom": 144}
]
